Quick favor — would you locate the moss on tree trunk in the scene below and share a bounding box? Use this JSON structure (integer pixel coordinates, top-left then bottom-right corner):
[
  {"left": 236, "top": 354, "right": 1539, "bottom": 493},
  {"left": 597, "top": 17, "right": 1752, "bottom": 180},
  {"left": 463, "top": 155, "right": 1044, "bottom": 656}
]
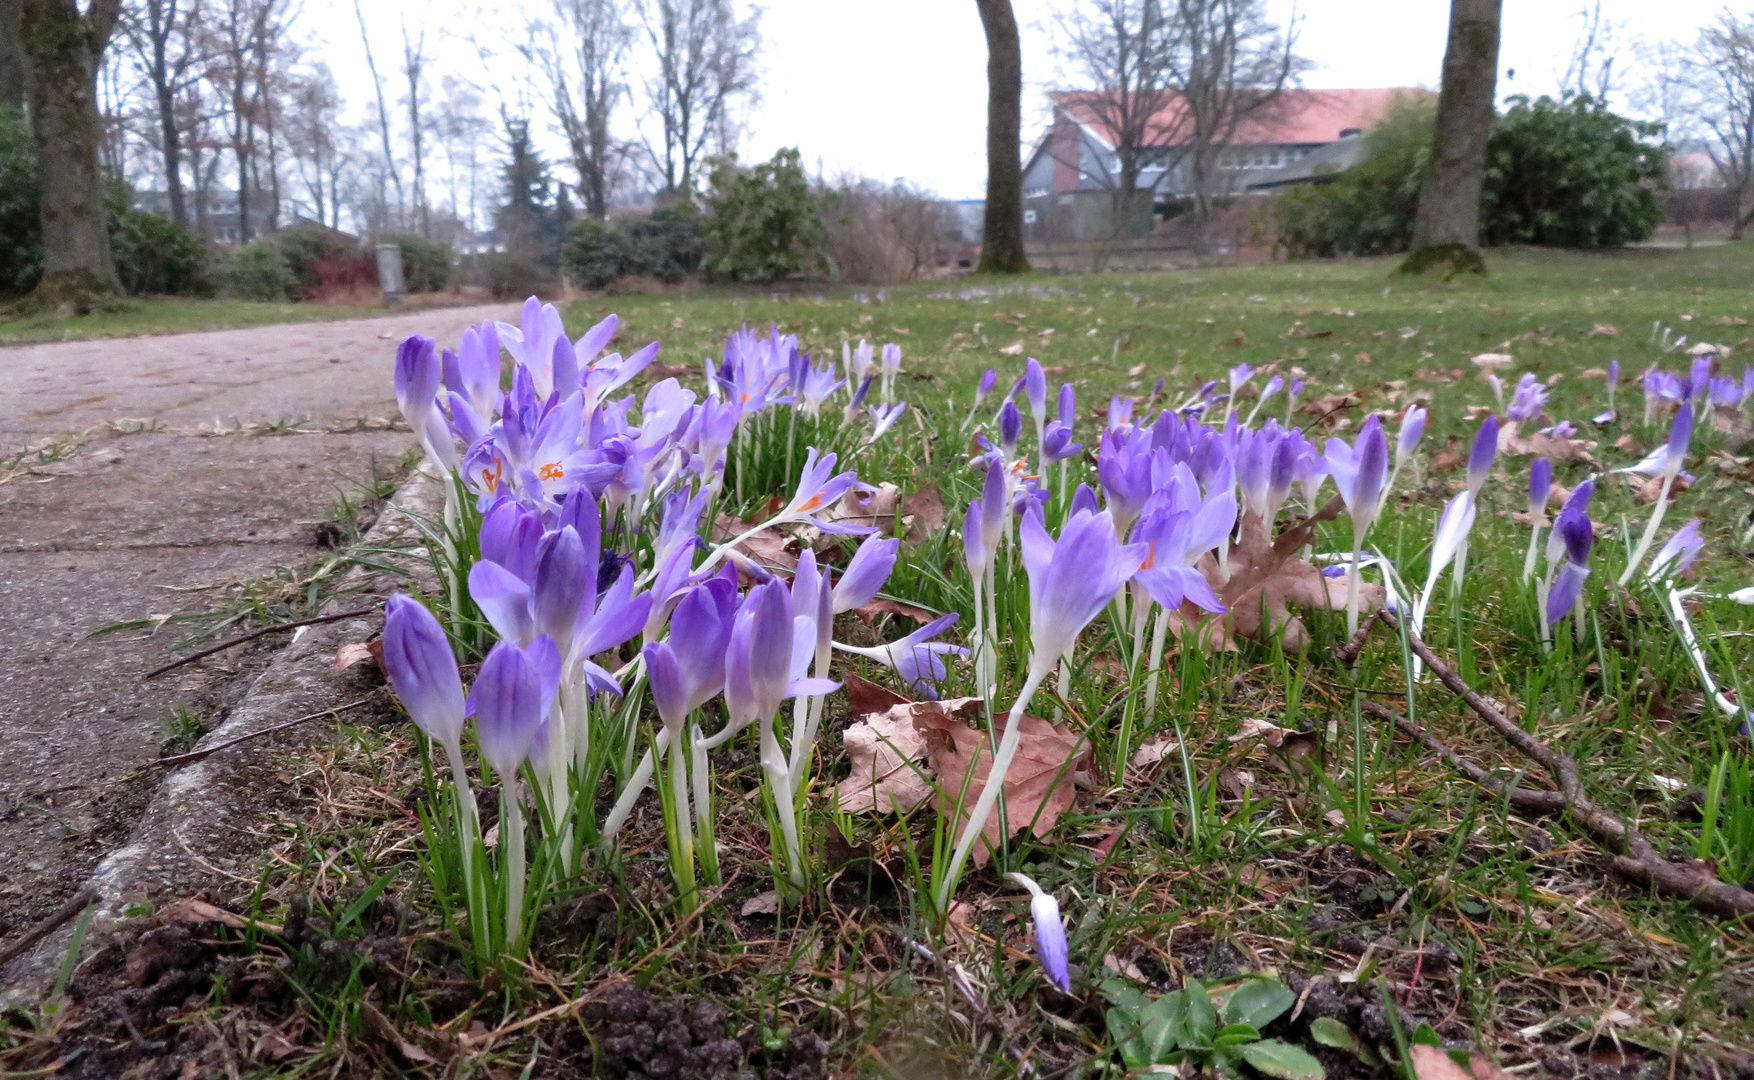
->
[
  {"left": 15, "top": 0, "right": 123, "bottom": 312},
  {"left": 1402, "top": 0, "right": 1500, "bottom": 276}
]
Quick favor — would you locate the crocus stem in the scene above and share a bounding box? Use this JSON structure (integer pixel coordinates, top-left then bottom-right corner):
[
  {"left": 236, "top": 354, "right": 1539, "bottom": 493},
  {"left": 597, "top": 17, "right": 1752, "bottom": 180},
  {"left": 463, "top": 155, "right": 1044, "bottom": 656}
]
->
[
  {"left": 1522, "top": 523, "right": 1542, "bottom": 585},
  {"left": 664, "top": 729, "right": 697, "bottom": 911},
  {"left": 444, "top": 741, "right": 482, "bottom": 917},
  {"left": 601, "top": 736, "right": 665, "bottom": 841},
  {"left": 1345, "top": 546, "right": 1362, "bottom": 637},
  {"left": 759, "top": 714, "right": 806, "bottom": 888},
  {"left": 502, "top": 786, "right": 525, "bottom": 955},
  {"left": 691, "top": 722, "right": 720, "bottom": 886},
  {"left": 1142, "top": 605, "right": 1169, "bottom": 720},
  {"left": 936, "top": 666, "right": 1050, "bottom": 913},
  {"left": 1619, "top": 472, "right": 1677, "bottom": 586}
]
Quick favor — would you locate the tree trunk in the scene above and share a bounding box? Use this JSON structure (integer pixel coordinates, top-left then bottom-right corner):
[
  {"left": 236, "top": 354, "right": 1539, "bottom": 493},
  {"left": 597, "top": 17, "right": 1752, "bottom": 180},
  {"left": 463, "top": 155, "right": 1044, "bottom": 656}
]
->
[
  {"left": 154, "top": 75, "right": 186, "bottom": 226},
  {"left": 18, "top": 0, "right": 123, "bottom": 309},
  {"left": 1, "top": 1, "right": 26, "bottom": 112},
  {"left": 1405, "top": 0, "right": 1501, "bottom": 273},
  {"left": 975, "top": 0, "right": 1029, "bottom": 274}
]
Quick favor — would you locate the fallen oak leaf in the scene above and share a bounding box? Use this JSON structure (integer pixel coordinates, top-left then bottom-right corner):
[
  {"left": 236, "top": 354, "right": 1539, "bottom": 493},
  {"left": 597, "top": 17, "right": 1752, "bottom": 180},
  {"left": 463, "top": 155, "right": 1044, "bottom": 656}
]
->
[
  {"left": 333, "top": 639, "right": 379, "bottom": 673},
  {"left": 1205, "top": 506, "right": 1384, "bottom": 651},
  {"left": 842, "top": 671, "right": 910, "bottom": 715},
  {"left": 853, "top": 595, "right": 937, "bottom": 627},
  {"left": 914, "top": 700, "right": 1092, "bottom": 867},
  {"left": 829, "top": 701, "right": 938, "bottom": 814},
  {"left": 900, "top": 483, "right": 946, "bottom": 546}
]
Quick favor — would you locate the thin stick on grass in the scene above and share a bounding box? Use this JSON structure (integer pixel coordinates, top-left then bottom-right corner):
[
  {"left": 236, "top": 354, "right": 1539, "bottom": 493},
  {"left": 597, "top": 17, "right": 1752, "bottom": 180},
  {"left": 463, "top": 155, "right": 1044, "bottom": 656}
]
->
[
  {"left": 1379, "top": 611, "right": 1754, "bottom": 918},
  {"left": 0, "top": 888, "right": 96, "bottom": 972},
  {"left": 147, "top": 697, "right": 377, "bottom": 768},
  {"left": 143, "top": 607, "right": 378, "bottom": 679}
]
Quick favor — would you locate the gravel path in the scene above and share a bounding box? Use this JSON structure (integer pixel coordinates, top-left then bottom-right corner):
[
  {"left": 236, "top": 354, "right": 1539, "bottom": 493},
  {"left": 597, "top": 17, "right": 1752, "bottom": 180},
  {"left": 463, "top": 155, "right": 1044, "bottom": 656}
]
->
[{"left": 0, "top": 302, "right": 517, "bottom": 943}]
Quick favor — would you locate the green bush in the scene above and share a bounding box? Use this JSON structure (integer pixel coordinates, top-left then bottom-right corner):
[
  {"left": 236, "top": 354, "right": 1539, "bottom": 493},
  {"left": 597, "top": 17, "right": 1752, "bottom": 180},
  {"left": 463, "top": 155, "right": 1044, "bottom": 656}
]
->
[
  {"left": 1276, "top": 93, "right": 1666, "bottom": 257},
  {"left": 562, "top": 202, "right": 706, "bottom": 290},
  {"left": 480, "top": 251, "right": 555, "bottom": 299},
  {"left": 1482, "top": 94, "right": 1666, "bottom": 248},
  {"left": 563, "top": 218, "right": 627, "bottom": 289},
  {"left": 381, "top": 231, "right": 455, "bottom": 292},
  {"left": 703, "top": 147, "right": 829, "bottom": 283},
  {"left": 214, "top": 240, "right": 297, "bottom": 301},
  {"left": 1276, "top": 99, "right": 1433, "bottom": 258},
  {"left": 0, "top": 106, "right": 42, "bottom": 296},
  {"left": 111, "top": 209, "right": 210, "bottom": 296}
]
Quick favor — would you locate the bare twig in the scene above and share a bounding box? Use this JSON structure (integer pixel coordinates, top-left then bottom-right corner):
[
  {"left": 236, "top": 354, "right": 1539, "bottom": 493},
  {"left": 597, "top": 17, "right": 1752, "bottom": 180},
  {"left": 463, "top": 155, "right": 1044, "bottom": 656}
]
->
[
  {"left": 1359, "top": 699, "right": 1567, "bottom": 815},
  {"left": 1381, "top": 611, "right": 1754, "bottom": 918},
  {"left": 147, "top": 697, "right": 377, "bottom": 769},
  {"left": 0, "top": 888, "right": 96, "bottom": 971},
  {"left": 143, "top": 607, "right": 378, "bottom": 679},
  {"left": 1336, "top": 609, "right": 1386, "bottom": 667}
]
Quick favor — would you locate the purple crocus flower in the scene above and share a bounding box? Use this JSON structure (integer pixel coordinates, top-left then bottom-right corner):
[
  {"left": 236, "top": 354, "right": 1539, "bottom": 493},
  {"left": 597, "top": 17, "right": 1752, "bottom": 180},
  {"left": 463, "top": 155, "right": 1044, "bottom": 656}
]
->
[
  {"left": 643, "top": 580, "right": 736, "bottom": 736},
  {"left": 1023, "top": 358, "right": 1048, "bottom": 427},
  {"left": 1069, "top": 482, "right": 1099, "bottom": 517},
  {"left": 724, "top": 582, "right": 839, "bottom": 734},
  {"left": 1007, "top": 873, "right": 1072, "bottom": 993},
  {"left": 1229, "top": 363, "right": 1255, "bottom": 395},
  {"left": 1648, "top": 519, "right": 1705, "bottom": 581},
  {"left": 381, "top": 594, "right": 465, "bottom": 749},
  {"left": 868, "top": 401, "right": 907, "bottom": 440},
  {"left": 1690, "top": 354, "right": 1714, "bottom": 407},
  {"left": 1529, "top": 458, "right": 1552, "bottom": 523},
  {"left": 1546, "top": 509, "right": 1595, "bottom": 623},
  {"left": 1057, "top": 383, "right": 1076, "bottom": 426},
  {"left": 480, "top": 499, "right": 545, "bottom": 583},
  {"left": 965, "top": 457, "right": 1009, "bottom": 580},
  {"left": 1108, "top": 395, "right": 1134, "bottom": 431},
  {"left": 1466, "top": 415, "right": 1499, "bottom": 498},
  {"left": 1129, "top": 495, "right": 1230, "bottom": 614},
  {"left": 1506, "top": 373, "right": 1548, "bottom": 424},
  {"left": 1042, "top": 421, "right": 1082, "bottom": 463},
  {"left": 781, "top": 448, "right": 872, "bottom": 534},
  {"left": 835, "top": 612, "right": 968, "bottom": 699},
  {"left": 833, "top": 533, "right": 900, "bottom": 614},
  {"left": 999, "top": 400, "right": 1024, "bottom": 459},
  {"left": 1097, "top": 429, "right": 1159, "bottom": 538},
  {"left": 1017, "top": 508, "right": 1149, "bottom": 679},
  {"left": 394, "top": 335, "right": 442, "bottom": 439},
  {"left": 975, "top": 368, "right": 998, "bottom": 405},
  {"left": 1324, "top": 416, "right": 1390, "bottom": 534},
  {"left": 1663, "top": 403, "right": 1694, "bottom": 478},
  {"left": 532, "top": 526, "right": 590, "bottom": 656},
  {"left": 470, "top": 560, "right": 536, "bottom": 645},
  {"left": 469, "top": 636, "right": 561, "bottom": 779},
  {"left": 842, "top": 374, "right": 875, "bottom": 424},
  {"left": 1397, "top": 406, "right": 1427, "bottom": 467}
]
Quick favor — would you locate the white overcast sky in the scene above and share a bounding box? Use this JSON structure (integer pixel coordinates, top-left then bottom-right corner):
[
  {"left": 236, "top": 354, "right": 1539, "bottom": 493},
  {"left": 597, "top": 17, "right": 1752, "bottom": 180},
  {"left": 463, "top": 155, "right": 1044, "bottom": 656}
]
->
[{"left": 313, "top": 0, "right": 1730, "bottom": 202}]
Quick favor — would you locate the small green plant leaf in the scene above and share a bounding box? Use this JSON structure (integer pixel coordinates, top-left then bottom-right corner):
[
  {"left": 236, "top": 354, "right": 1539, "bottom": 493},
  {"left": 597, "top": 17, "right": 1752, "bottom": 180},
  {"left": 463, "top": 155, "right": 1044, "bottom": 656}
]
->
[
  {"left": 1184, "top": 978, "right": 1218, "bottom": 1047},
  {"left": 1309, "top": 1015, "right": 1361, "bottom": 1052},
  {"left": 1412, "top": 1021, "right": 1443, "bottom": 1048},
  {"left": 339, "top": 871, "right": 396, "bottom": 929},
  {"left": 1221, "top": 977, "right": 1296, "bottom": 1029},
  {"left": 1215, "top": 1022, "right": 1261, "bottom": 1046},
  {"left": 1238, "top": 1039, "right": 1327, "bottom": 1080}
]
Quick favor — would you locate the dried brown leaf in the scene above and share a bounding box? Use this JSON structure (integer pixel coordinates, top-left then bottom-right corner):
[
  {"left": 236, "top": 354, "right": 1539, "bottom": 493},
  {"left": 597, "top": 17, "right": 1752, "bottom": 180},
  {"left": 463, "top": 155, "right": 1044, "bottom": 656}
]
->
[
  {"left": 1498, "top": 422, "right": 1599, "bottom": 466},
  {"left": 853, "top": 596, "right": 937, "bottom": 626},
  {"left": 1207, "top": 511, "right": 1384, "bottom": 651},
  {"left": 915, "top": 702, "right": 1091, "bottom": 867},
  {"left": 900, "top": 483, "right": 946, "bottom": 546},
  {"left": 830, "top": 703, "right": 936, "bottom": 814},
  {"left": 334, "top": 641, "right": 376, "bottom": 673}
]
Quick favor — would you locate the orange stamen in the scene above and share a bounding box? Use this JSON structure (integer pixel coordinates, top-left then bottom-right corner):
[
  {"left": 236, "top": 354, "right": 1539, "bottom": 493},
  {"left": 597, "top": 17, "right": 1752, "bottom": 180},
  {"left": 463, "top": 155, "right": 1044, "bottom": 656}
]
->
[{"left": 539, "top": 462, "right": 565, "bottom": 481}]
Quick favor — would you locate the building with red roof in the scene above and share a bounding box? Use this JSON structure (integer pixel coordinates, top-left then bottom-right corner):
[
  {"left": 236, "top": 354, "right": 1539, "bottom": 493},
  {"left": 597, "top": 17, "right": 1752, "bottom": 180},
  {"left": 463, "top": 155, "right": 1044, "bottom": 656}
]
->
[{"left": 1020, "top": 87, "right": 1426, "bottom": 241}]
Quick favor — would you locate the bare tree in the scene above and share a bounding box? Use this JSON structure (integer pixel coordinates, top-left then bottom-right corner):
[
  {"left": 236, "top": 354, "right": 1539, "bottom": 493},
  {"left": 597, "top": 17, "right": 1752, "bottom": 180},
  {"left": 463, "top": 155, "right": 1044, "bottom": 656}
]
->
[
  {"left": 635, "top": 0, "right": 759, "bottom": 197},
  {"left": 206, "top": 0, "right": 292, "bottom": 241},
  {"left": 1049, "top": 0, "right": 1177, "bottom": 241},
  {"left": 0, "top": 2, "right": 25, "bottom": 111},
  {"left": 975, "top": 0, "right": 1029, "bottom": 272},
  {"left": 352, "top": 0, "right": 402, "bottom": 222},
  {"left": 402, "top": 20, "right": 430, "bottom": 234},
  {"left": 118, "top": 0, "right": 204, "bottom": 226},
  {"left": 527, "top": 0, "right": 630, "bottom": 219},
  {"left": 1671, "top": 13, "right": 1754, "bottom": 239},
  {"left": 1560, "top": 1, "right": 1625, "bottom": 105},
  {"left": 285, "top": 62, "right": 342, "bottom": 226},
  {"left": 1405, "top": 0, "right": 1501, "bottom": 272},
  {"left": 17, "top": 0, "right": 126, "bottom": 306},
  {"left": 435, "top": 75, "right": 489, "bottom": 234}
]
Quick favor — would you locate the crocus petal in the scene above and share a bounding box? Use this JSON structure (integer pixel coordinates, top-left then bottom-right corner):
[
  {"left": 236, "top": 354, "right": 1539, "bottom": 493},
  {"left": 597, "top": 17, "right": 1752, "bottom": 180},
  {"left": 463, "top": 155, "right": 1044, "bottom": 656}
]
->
[
  {"left": 468, "top": 560, "right": 535, "bottom": 645},
  {"left": 643, "top": 641, "right": 688, "bottom": 736},
  {"left": 381, "top": 594, "right": 465, "bottom": 747},
  {"left": 834, "top": 534, "right": 900, "bottom": 614},
  {"left": 1030, "top": 892, "right": 1072, "bottom": 992},
  {"left": 1547, "top": 562, "right": 1590, "bottom": 623},
  {"left": 469, "top": 637, "right": 554, "bottom": 778}
]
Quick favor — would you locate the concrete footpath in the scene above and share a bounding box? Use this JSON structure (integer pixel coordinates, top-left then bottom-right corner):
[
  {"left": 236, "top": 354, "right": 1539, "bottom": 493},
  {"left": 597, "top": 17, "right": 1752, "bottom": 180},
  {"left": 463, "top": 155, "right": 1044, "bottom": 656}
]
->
[{"left": 0, "top": 303, "right": 516, "bottom": 949}]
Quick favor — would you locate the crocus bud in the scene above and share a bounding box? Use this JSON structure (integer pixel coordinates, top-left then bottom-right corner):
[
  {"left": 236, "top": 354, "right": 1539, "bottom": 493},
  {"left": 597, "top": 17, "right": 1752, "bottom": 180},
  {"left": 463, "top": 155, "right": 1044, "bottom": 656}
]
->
[
  {"left": 1024, "top": 358, "right": 1047, "bottom": 423},
  {"left": 999, "top": 400, "right": 1023, "bottom": 458},
  {"left": 834, "top": 534, "right": 900, "bottom": 614},
  {"left": 975, "top": 368, "right": 997, "bottom": 404},
  {"left": 1466, "top": 415, "right": 1499, "bottom": 498},
  {"left": 1729, "top": 586, "right": 1754, "bottom": 605},
  {"left": 1664, "top": 404, "right": 1693, "bottom": 478},
  {"left": 1528, "top": 458, "right": 1551, "bottom": 522},
  {"left": 1058, "top": 382, "right": 1076, "bottom": 426},
  {"left": 470, "top": 636, "right": 560, "bottom": 779},
  {"left": 1397, "top": 405, "right": 1427, "bottom": 466},
  {"left": 1546, "top": 509, "right": 1595, "bottom": 623},
  {"left": 1647, "top": 519, "right": 1705, "bottom": 582},
  {"left": 381, "top": 594, "right": 466, "bottom": 749},
  {"left": 1007, "top": 873, "right": 1071, "bottom": 993}
]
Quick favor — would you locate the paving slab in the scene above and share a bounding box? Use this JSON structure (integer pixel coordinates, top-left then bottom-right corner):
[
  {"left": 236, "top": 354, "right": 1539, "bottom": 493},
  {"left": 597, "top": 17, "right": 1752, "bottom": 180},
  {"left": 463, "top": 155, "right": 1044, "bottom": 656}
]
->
[{"left": 0, "top": 302, "right": 516, "bottom": 950}]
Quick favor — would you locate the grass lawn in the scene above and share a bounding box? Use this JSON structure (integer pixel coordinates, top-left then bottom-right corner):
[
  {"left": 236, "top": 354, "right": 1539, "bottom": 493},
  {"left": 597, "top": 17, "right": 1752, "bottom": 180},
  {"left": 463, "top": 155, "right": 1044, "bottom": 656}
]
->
[
  {"left": 10, "top": 244, "right": 1754, "bottom": 1079},
  {"left": 0, "top": 295, "right": 427, "bottom": 346}
]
